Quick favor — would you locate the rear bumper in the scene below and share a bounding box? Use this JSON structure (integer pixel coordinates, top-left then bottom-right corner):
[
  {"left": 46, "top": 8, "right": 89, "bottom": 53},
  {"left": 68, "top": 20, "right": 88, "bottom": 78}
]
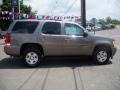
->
[{"left": 4, "top": 45, "right": 20, "bottom": 56}]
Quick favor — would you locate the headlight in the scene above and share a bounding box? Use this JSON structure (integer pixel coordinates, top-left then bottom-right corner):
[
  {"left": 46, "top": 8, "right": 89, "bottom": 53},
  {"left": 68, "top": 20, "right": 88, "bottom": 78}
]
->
[{"left": 113, "top": 40, "right": 116, "bottom": 47}]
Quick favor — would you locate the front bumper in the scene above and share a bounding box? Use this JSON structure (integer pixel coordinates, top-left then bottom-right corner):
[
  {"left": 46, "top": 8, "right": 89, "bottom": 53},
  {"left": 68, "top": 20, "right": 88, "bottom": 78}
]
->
[{"left": 111, "top": 47, "right": 117, "bottom": 59}]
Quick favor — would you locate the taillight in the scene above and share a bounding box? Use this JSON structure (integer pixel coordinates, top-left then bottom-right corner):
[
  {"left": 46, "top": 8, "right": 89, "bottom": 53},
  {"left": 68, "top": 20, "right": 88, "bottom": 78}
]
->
[{"left": 5, "top": 33, "right": 11, "bottom": 46}]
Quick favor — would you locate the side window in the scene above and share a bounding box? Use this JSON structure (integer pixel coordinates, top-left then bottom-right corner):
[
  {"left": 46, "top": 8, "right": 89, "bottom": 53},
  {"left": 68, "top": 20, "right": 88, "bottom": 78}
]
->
[
  {"left": 42, "top": 22, "right": 61, "bottom": 35},
  {"left": 12, "top": 21, "right": 39, "bottom": 33},
  {"left": 64, "top": 23, "right": 84, "bottom": 36}
]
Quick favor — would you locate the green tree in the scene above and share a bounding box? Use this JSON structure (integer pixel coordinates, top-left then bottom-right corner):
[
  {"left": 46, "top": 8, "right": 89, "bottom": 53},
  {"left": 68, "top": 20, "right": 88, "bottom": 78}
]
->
[
  {"left": 111, "top": 19, "right": 120, "bottom": 25},
  {"left": 106, "top": 16, "right": 112, "bottom": 24},
  {"left": 98, "top": 19, "right": 106, "bottom": 25},
  {"left": 0, "top": 0, "right": 32, "bottom": 13},
  {"left": 0, "top": 0, "right": 33, "bottom": 30},
  {"left": 0, "top": 0, "right": 11, "bottom": 11},
  {"left": 98, "top": 18, "right": 120, "bottom": 25}
]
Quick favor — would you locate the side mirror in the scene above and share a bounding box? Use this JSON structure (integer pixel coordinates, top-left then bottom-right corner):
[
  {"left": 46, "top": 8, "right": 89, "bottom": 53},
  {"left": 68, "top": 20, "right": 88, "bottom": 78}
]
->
[{"left": 83, "top": 32, "right": 88, "bottom": 37}]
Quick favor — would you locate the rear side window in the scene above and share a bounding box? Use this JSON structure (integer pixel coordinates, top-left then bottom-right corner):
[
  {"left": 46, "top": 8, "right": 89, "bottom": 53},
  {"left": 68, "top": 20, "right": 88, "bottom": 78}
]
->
[
  {"left": 12, "top": 21, "right": 39, "bottom": 33},
  {"left": 42, "top": 22, "right": 61, "bottom": 35}
]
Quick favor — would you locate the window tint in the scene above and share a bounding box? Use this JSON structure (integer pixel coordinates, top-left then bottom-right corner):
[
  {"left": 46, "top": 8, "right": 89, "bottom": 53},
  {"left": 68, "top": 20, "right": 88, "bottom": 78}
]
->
[
  {"left": 65, "top": 23, "right": 84, "bottom": 36},
  {"left": 12, "top": 21, "right": 39, "bottom": 33},
  {"left": 42, "top": 22, "right": 61, "bottom": 35}
]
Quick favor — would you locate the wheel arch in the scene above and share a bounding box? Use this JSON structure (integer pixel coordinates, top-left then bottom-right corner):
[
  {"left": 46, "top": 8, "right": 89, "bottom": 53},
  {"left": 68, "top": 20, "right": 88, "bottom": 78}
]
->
[
  {"left": 93, "top": 44, "right": 112, "bottom": 57},
  {"left": 20, "top": 43, "right": 44, "bottom": 56}
]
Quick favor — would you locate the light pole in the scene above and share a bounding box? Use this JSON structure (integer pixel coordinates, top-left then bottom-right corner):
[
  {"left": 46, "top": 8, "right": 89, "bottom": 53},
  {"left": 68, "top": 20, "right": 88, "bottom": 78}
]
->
[
  {"left": 12, "top": 7, "right": 15, "bottom": 21},
  {"left": 11, "top": 0, "right": 14, "bottom": 21},
  {"left": 81, "top": 0, "right": 86, "bottom": 28},
  {"left": 11, "top": 0, "right": 20, "bottom": 20}
]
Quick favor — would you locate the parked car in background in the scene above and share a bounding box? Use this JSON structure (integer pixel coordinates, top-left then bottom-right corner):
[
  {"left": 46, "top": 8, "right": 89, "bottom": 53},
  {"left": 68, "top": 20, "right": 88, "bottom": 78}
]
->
[
  {"left": 86, "top": 26, "right": 92, "bottom": 31},
  {"left": 106, "top": 25, "right": 112, "bottom": 29},
  {"left": 94, "top": 24, "right": 102, "bottom": 31},
  {"left": 101, "top": 25, "right": 107, "bottom": 30},
  {"left": 4, "top": 20, "right": 117, "bottom": 67},
  {"left": 86, "top": 23, "right": 93, "bottom": 31},
  {"left": 110, "top": 24, "right": 115, "bottom": 29}
]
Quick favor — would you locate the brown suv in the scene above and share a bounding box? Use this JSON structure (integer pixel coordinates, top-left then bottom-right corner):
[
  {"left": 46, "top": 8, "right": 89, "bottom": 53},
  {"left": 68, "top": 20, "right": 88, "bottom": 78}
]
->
[{"left": 4, "top": 20, "right": 117, "bottom": 67}]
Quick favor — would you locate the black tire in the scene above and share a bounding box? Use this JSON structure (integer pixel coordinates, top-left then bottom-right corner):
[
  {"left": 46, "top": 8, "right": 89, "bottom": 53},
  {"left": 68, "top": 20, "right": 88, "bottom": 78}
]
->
[
  {"left": 22, "top": 49, "right": 43, "bottom": 67},
  {"left": 93, "top": 47, "right": 111, "bottom": 65}
]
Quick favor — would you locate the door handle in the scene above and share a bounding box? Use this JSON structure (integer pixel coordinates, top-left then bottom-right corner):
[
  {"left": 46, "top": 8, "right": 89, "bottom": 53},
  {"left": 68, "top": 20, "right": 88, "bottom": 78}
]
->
[{"left": 65, "top": 38, "right": 72, "bottom": 41}]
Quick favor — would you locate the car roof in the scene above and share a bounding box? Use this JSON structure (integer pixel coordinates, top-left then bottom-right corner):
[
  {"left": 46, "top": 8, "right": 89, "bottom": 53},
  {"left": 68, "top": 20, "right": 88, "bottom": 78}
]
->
[{"left": 14, "top": 19, "right": 79, "bottom": 25}]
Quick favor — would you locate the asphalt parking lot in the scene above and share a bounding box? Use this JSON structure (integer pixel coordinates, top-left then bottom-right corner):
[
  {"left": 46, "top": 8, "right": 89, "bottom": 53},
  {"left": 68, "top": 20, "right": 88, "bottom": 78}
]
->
[{"left": 0, "top": 27, "right": 120, "bottom": 90}]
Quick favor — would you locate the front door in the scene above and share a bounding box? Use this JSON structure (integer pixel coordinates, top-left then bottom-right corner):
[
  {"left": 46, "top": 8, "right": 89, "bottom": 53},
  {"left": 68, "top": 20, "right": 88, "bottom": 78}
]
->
[{"left": 63, "top": 23, "right": 92, "bottom": 55}]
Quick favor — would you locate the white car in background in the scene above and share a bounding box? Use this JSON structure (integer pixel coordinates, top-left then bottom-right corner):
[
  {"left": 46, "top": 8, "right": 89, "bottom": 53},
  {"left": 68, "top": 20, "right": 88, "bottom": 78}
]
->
[
  {"left": 95, "top": 24, "right": 102, "bottom": 31},
  {"left": 86, "top": 24, "right": 92, "bottom": 31},
  {"left": 86, "top": 26, "right": 92, "bottom": 31}
]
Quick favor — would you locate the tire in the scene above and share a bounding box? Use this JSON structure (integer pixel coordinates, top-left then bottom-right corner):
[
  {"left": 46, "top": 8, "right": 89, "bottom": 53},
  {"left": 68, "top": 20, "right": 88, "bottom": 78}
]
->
[
  {"left": 93, "top": 47, "right": 111, "bottom": 65},
  {"left": 22, "top": 49, "right": 43, "bottom": 67}
]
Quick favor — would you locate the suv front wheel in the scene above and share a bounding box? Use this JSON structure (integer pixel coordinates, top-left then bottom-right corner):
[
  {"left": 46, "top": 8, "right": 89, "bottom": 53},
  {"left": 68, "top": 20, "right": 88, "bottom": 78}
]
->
[
  {"left": 93, "top": 47, "right": 111, "bottom": 65},
  {"left": 22, "top": 49, "right": 42, "bottom": 67}
]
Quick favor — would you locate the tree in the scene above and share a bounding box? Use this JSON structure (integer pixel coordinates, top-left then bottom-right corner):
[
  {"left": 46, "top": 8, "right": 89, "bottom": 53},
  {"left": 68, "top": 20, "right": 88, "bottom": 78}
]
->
[
  {"left": 98, "top": 19, "right": 106, "bottom": 25},
  {"left": 0, "top": 0, "right": 11, "bottom": 11},
  {"left": 0, "top": 0, "right": 32, "bottom": 13},
  {"left": 90, "top": 18, "right": 97, "bottom": 26},
  {"left": 98, "top": 17, "right": 120, "bottom": 25},
  {"left": 111, "top": 19, "right": 120, "bottom": 25},
  {"left": 0, "top": 0, "right": 33, "bottom": 30}
]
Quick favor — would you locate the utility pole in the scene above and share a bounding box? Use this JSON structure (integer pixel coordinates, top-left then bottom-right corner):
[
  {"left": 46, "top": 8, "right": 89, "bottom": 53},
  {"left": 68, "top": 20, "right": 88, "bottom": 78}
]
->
[{"left": 81, "top": 0, "right": 86, "bottom": 28}]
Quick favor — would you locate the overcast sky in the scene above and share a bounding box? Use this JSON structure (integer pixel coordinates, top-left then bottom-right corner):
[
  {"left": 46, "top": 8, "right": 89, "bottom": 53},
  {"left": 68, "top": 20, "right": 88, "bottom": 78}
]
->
[
  {"left": 24, "top": 0, "right": 120, "bottom": 20},
  {"left": 0, "top": 0, "right": 2, "bottom": 5},
  {"left": 0, "top": 0, "right": 120, "bottom": 20}
]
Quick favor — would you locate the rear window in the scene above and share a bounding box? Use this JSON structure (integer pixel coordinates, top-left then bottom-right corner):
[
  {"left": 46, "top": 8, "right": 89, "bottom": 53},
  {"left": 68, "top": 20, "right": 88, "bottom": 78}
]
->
[
  {"left": 12, "top": 21, "right": 39, "bottom": 33},
  {"left": 42, "top": 22, "right": 61, "bottom": 35}
]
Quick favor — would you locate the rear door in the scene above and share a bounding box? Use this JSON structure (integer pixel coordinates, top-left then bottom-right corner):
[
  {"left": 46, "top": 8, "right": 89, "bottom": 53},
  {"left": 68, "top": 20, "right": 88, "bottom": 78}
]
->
[{"left": 41, "top": 22, "right": 64, "bottom": 55}]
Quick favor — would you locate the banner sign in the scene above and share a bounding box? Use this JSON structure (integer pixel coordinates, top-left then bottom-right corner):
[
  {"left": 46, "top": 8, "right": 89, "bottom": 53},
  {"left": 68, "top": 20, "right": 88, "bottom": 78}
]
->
[{"left": 0, "top": 11, "right": 80, "bottom": 21}]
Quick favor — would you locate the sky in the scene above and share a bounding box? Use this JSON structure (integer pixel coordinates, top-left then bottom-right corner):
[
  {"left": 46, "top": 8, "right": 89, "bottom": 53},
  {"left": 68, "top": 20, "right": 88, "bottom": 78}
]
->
[
  {"left": 0, "top": 0, "right": 2, "bottom": 5},
  {"left": 23, "top": 0, "right": 120, "bottom": 20},
  {"left": 0, "top": 0, "right": 120, "bottom": 20}
]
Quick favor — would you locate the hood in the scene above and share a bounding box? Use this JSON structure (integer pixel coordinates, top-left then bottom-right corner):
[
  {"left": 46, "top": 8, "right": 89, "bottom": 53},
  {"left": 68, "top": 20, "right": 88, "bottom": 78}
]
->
[{"left": 92, "top": 35, "right": 114, "bottom": 42}]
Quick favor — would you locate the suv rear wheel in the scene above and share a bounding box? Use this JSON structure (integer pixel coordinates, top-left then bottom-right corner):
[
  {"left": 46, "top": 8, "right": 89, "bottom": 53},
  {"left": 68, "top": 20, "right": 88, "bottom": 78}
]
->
[
  {"left": 93, "top": 47, "right": 111, "bottom": 65},
  {"left": 22, "top": 49, "right": 42, "bottom": 67}
]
